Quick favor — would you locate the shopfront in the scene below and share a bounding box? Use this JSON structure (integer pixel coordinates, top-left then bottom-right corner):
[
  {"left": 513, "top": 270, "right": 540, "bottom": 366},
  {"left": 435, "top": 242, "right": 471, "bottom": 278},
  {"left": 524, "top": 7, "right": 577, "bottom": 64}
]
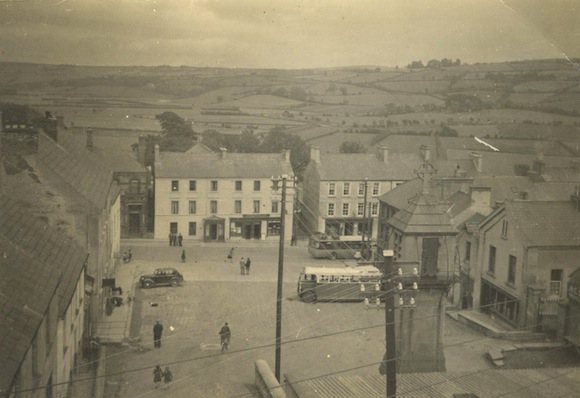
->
[{"left": 230, "top": 215, "right": 281, "bottom": 240}]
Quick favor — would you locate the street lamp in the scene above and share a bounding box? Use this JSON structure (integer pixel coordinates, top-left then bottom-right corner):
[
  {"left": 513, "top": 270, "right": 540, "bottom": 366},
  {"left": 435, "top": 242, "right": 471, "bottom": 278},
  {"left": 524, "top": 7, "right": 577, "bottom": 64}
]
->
[{"left": 271, "top": 174, "right": 289, "bottom": 382}]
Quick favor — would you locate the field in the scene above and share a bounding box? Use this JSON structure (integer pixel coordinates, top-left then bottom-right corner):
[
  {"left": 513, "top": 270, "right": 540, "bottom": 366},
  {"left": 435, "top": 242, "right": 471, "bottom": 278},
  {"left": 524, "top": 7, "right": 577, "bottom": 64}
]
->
[{"left": 1, "top": 59, "right": 579, "bottom": 154}]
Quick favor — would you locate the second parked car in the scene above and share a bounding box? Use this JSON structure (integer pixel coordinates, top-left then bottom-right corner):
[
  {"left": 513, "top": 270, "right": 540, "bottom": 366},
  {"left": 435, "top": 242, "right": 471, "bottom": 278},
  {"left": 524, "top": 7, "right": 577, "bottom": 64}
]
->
[{"left": 139, "top": 268, "right": 184, "bottom": 288}]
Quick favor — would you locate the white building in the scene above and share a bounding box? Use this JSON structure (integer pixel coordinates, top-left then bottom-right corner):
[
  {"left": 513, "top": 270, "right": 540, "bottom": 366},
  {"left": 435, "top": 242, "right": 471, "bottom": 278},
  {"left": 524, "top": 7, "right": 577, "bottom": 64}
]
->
[{"left": 154, "top": 147, "right": 295, "bottom": 243}]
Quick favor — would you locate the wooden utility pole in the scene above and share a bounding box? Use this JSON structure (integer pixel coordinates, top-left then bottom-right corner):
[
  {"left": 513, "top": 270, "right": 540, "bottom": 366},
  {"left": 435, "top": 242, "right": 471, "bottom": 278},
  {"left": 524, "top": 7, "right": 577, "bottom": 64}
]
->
[{"left": 383, "top": 250, "right": 396, "bottom": 397}]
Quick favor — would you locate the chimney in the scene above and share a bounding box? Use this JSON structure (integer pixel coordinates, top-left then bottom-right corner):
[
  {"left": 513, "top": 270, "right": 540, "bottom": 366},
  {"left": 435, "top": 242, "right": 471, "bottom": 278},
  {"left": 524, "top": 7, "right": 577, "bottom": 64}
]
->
[
  {"left": 378, "top": 145, "right": 389, "bottom": 163},
  {"left": 86, "top": 128, "right": 93, "bottom": 151},
  {"left": 470, "top": 152, "right": 483, "bottom": 173},
  {"left": 420, "top": 145, "right": 431, "bottom": 162},
  {"left": 283, "top": 149, "right": 291, "bottom": 162},
  {"left": 154, "top": 144, "right": 160, "bottom": 163},
  {"left": 220, "top": 147, "right": 227, "bottom": 159},
  {"left": 310, "top": 146, "right": 320, "bottom": 164},
  {"left": 56, "top": 115, "right": 65, "bottom": 129},
  {"left": 137, "top": 135, "right": 147, "bottom": 165},
  {"left": 469, "top": 186, "right": 491, "bottom": 209},
  {"left": 572, "top": 186, "right": 580, "bottom": 211},
  {"left": 532, "top": 158, "right": 545, "bottom": 175}
]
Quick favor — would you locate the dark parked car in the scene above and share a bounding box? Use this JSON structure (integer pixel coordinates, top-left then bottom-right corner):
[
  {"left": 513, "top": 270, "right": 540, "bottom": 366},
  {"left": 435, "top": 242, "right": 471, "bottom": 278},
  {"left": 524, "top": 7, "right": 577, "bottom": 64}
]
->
[{"left": 139, "top": 268, "right": 184, "bottom": 288}]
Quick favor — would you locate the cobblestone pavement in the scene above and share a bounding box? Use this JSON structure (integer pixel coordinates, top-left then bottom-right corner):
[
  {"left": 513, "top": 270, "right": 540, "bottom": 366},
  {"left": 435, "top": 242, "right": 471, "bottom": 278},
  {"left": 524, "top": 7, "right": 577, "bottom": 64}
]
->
[{"left": 102, "top": 240, "right": 550, "bottom": 397}]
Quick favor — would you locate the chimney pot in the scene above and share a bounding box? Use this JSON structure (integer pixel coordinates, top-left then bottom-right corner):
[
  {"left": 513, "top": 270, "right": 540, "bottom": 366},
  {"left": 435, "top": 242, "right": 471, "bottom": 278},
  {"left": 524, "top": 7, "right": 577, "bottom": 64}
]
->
[
  {"left": 378, "top": 145, "right": 389, "bottom": 163},
  {"left": 310, "top": 146, "right": 320, "bottom": 164}
]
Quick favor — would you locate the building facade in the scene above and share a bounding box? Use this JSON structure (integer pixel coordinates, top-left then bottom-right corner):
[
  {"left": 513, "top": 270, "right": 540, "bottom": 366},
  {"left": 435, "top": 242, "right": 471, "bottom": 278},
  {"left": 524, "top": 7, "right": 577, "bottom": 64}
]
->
[
  {"left": 154, "top": 148, "right": 294, "bottom": 243},
  {"left": 301, "top": 146, "right": 420, "bottom": 240}
]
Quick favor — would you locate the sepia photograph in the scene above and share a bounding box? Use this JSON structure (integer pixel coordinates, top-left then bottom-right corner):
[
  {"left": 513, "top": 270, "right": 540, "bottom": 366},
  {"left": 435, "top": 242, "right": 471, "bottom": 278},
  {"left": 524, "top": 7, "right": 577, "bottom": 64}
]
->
[{"left": 1, "top": 1, "right": 580, "bottom": 397}]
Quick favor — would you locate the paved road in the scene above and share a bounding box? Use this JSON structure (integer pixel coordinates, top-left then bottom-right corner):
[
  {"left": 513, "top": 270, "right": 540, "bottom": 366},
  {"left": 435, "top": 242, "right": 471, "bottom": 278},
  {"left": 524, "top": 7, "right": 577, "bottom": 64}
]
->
[{"left": 104, "top": 240, "right": 510, "bottom": 397}]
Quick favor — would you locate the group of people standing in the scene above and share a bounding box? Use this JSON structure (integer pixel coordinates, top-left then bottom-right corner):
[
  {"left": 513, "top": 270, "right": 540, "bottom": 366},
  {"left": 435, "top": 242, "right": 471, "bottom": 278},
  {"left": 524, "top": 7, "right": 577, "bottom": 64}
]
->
[
  {"left": 153, "top": 364, "right": 173, "bottom": 389},
  {"left": 168, "top": 232, "right": 183, "bottom": 247},
  {"left": 239, "top": 256, "right": 251, "bottom": 275}
]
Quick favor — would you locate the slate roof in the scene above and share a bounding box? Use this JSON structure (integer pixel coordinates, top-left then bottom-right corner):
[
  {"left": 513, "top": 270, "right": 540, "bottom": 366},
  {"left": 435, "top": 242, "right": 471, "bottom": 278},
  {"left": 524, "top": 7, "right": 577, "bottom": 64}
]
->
[
  {"left": 0, "top": 196, "right": 87, "bottom": 394},
  {"left": 94, "top": 147, "right": 148, "bottom": 173},
  {"left": 36, "top": 130, "right": 116, "bottom": 209},
  {"left": 292, "top": 367, "right": 580, "bottom": 397},
  {"left": 388, "top": 189, "right": 456, "bottom": 235},
  {"left": 316, "top": 153, "right": 422, "bottom": 181},
  {"left": 502, "top": 200, "right": 580, "bottom": 248},
  {"left": 155, "top": 151, "right": 293, "bottom": 178}
]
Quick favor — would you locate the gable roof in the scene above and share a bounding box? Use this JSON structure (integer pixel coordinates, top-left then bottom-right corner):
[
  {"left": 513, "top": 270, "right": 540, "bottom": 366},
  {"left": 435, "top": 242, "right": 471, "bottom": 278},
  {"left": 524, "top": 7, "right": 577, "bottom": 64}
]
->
[
  {"left": 155, "top": 151, "right": 293, "bottom": 179},
  {"left": 36, "top": 130, "right": 116, "bottom": 209},
  {"left": 316, "top": 152, "right": 422, "bottom": 181},
  {"left": 0, "top": 196, "right": 87, "bottom": 394},
  {"left": 500, "top": 200, "right": 580, "bottom": 248}
]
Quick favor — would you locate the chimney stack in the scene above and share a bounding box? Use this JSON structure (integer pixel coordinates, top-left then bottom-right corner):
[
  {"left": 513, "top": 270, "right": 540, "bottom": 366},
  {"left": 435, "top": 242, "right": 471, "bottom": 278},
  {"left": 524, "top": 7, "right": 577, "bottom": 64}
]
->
[
  {"left": 86, "top": 128, "right": 93, "bottom": 151},
  {"left": 220, "top": 147, "right": 227, "bottom": 159},
  {"left": 154, "top": 144, "right": 160, "bottom": 163},
  {"left": 378, "top": 145, "right": 389, "bottom": 163},
  {"left": 470, "top": 152, "right": 483, "bottom": 173},
  {"left": 420, "top": 145, "right": 431, "bottom": 162},
  {"left": 469, "top": 186, "right": 491, "bottom": 209},
  {"left": 310, "top": 146, "right": 320, "bottom": 164},
  {"left": 283, "top": 149, "right": 291, "bottom": 162}
]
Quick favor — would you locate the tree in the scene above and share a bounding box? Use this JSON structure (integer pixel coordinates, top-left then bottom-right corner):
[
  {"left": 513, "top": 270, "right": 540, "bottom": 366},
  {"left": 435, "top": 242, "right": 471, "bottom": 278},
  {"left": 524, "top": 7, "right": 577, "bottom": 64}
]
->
[
  {"left": 155, "top": 111, "right": 194, "bottom": 137},
  {"left": 339, "top": 141, "right": 367, "bottom": 153},
  {"left": 237, "top": 129, "right": 260, "bottom": 153},
  {"left": 260, "top": 128, "right": 309, "bottom": 176}
]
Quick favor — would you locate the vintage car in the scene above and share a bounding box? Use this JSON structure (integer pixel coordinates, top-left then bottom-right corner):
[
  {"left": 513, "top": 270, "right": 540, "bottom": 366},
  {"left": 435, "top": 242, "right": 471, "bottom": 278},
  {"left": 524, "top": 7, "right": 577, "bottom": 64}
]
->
[{"left": 139, "top": 268, "right": 184, "bottom": 288}]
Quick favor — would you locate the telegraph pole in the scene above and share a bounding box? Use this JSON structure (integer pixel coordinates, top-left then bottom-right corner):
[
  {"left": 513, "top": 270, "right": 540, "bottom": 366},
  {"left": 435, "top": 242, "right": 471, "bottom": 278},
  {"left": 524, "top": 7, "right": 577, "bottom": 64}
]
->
[
  {"left": 272, "top": 175, "right": 288, "bottom": 381},
  {"left": 383, "top": 250, "right": 397, "bottom": 397}
]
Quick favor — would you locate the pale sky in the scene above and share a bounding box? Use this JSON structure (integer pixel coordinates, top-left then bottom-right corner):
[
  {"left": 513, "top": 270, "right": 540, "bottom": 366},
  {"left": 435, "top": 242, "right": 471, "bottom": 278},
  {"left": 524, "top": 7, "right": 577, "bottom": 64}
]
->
[{"left": 0, "top": 0, "right": 578, "bottom": 69}]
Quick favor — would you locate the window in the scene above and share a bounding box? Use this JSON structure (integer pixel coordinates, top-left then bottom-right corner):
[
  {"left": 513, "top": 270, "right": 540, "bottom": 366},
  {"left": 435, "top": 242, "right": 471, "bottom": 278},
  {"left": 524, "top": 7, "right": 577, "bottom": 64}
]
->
[
  {"left": 210, "top": 200, "right": 218, "bottom": 214},
  {"left": 188, "top": 222, "right": 197, "bottom": 236},
  {"left": 188, "top": 201, "right": 196, "bottom": 214},
  {"left": 272, "top": 200, "right": 279, "bottom": 213},
  {"left": 235, "top": 180, "right": 242, "bottom": 191},
  {"left": 508, "top": 255, "right": 517, "bottom": 285},
  {"left": 371, "top": 202, "right": 378, "bottom": 216},
  {"left": 465, "top": 241, "right": 471, "bottom": 262},
  {"left": 343, "top": 182, "right": 350, "bottom": 196},
  {"left": 358, "top": 183, "right": 365, "bottom": 196},
  {"left": 169, "top": 222, "right": 178, "bottom": 234},
  {"left": 501, "top": 219, "right": 508, "bottom": 238},
  {"left": 171, "top": 201, "right": 179, "bottom": 214},
  {"left": 234, "top": 200, "right": 242, "bottom": 214},
  {"left": 254, "top": 180, "right": 261, "bottom": 191},
  {"left": 253, "top": 200, "right": 260, "bottom": 213},
  {"left": 129, "top": 179, "right": 140, "bottom": 194},
  {"left": 372, "top": 182, "right": 380, "bottom": 196},
  {"left": 267, "top": 220, "right": 281, "bottom": 236},
  {"left": 328, "top": 203, "right": 335, "bottom": 216},
  {"left": 171, "top": 180, "right": 179, "bottom": 191},
  {"left": 357, "top": 203, "right": 364, "bottom": 216},
  {"left": 488, "top": 245, "right": 496, "bottom": 274},
  {"left": 211, "top": 180, "right": 218, "bottom": 191},
  {"left": 342, "top": 203, "right": 350, "bottom": 216},
  {"left": 550, "top": 269, "right": 563, "bottom": 295},
  {"left": 189, "top": 180, "right": 196, "bottom": 191},
  {"left": 328, "top": 182, "right": 336, "bottom": 196}
]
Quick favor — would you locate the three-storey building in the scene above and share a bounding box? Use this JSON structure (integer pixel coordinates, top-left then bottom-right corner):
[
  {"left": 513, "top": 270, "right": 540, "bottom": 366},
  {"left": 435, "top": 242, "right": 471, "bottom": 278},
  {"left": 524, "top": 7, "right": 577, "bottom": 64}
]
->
[{"left": 154, "top": 147, "right": 294, "bottom": 243}]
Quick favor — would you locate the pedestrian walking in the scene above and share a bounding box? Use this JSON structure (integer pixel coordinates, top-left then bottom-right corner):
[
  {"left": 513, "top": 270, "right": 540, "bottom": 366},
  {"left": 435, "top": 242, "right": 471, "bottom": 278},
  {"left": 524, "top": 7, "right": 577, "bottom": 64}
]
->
[
  {"left": 153, "top": 365, "right": 163, "bottom": 388},
  {"left": 227, "top": 247, "right": 234, "bottom": 263},
  {"left": 163, "top": 366, "right": 173, "bottom": 389},
  {"left": 239, "top": 257, "right": 245, "bottom": 275},
  {"left": 245, "top": 257, "right": 251, "bottom": 275},
  {"left": 168, "top": 233, "right": 172, "bottom": 246},
  {"left": 178, "top": 233, "right": 183, "bottom": 246},
  {"left": 181, "top": 249, "right": 186, "bottom": 263},
  {"left": 153, "top": 320, "right": 163, "bottom": 348},
  {"left": 171, "top": 233, "right": 176, "bottom": 246}
]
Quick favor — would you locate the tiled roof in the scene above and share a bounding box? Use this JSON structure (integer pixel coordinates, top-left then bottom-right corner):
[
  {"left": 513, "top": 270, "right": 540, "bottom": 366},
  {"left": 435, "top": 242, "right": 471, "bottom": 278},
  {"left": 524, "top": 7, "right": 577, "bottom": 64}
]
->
[
  {"left": 0, "top": 196, "right": 86, "bottom": 394},
  {"left": 36, "top": 130, "right": 115, "bottom": 209},
  {"left": 185, "top": 142, "right": 214, "bottom": 154},
  {"left": 155, "top": 151, "right": 293, "bottom": 178},
  {"left": 94, "top": 147, "right": 148, "bottom": 173},
  {"left": 292, "top": 367, "right": 580, "bottom": 397},
  {"left": 317, "top": 153, "right": 422, "bottom": 181},
  {"left": 503, "top": 201, "right": 580, "bottom": 247}
]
